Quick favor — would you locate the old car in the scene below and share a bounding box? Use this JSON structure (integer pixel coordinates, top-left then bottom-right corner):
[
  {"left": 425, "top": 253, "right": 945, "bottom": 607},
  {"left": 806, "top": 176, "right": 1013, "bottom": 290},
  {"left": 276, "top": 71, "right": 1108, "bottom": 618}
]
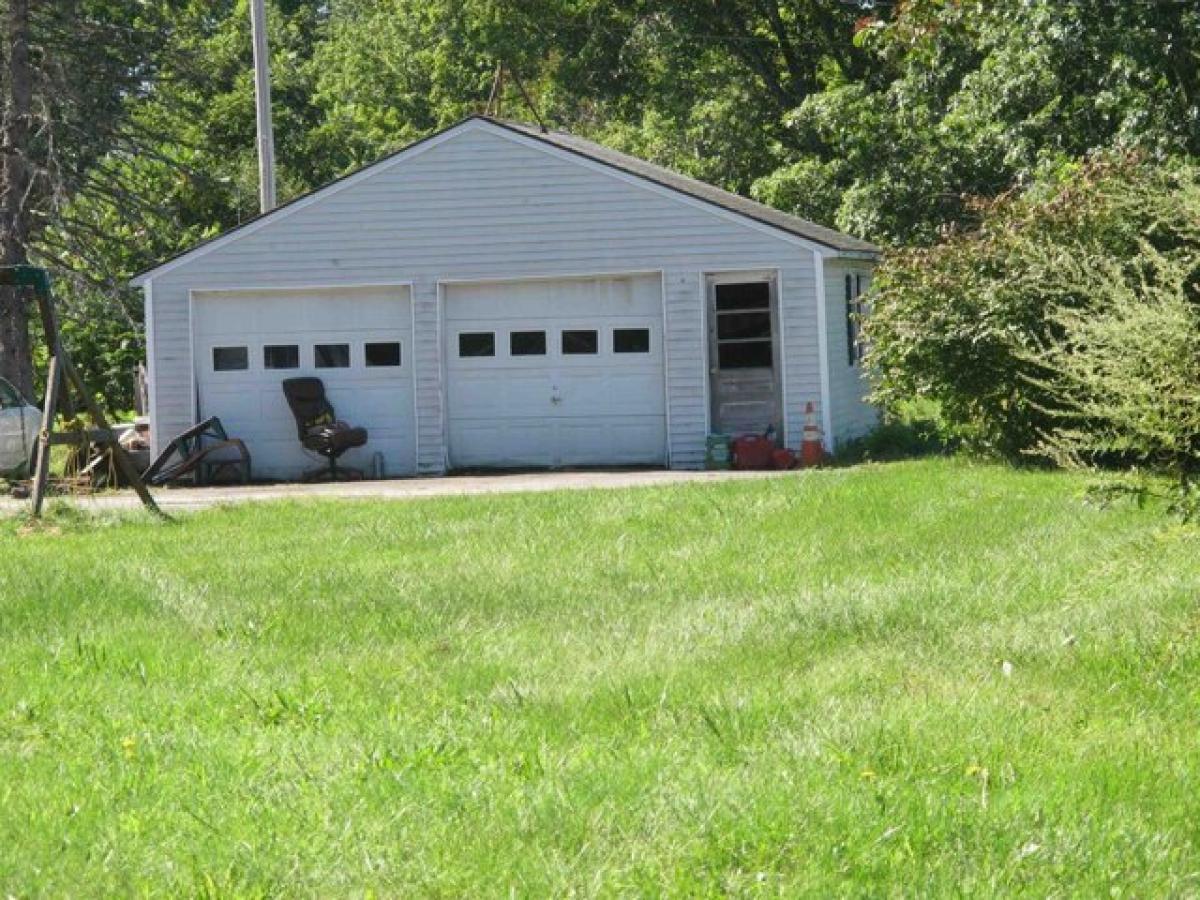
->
[{"left": 0, "top": 377, "right": 38, "bottom": 477}]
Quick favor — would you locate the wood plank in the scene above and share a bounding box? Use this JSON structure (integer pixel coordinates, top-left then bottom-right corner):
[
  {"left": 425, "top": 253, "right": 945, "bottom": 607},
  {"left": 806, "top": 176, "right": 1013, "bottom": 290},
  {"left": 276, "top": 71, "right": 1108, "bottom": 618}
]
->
[
  {"left": 59, "top": 354, "right": 163, "bottom": 519},
  {"left": 29, "top": 356, "right": 61, "bottom": 517}
]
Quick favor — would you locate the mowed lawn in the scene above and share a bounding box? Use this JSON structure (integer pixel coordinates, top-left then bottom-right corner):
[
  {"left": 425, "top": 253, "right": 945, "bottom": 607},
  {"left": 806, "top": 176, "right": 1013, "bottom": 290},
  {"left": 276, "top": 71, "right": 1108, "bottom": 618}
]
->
[{"left": 2, "top": 460, "right": 1199, "bottom": 896}]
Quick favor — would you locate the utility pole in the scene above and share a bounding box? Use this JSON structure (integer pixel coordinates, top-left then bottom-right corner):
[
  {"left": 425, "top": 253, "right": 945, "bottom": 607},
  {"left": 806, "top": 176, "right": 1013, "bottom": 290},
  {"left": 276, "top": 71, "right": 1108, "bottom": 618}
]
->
[{"left": 249, "top": 0, "right": 277, "bottom": 213}]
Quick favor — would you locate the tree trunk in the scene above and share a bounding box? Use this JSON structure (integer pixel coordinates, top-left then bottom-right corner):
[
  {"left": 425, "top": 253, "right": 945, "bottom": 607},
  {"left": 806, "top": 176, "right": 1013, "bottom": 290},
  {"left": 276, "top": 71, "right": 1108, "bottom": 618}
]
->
[{"left": 0, "top": 0, "right": 34, "bottom": 400}]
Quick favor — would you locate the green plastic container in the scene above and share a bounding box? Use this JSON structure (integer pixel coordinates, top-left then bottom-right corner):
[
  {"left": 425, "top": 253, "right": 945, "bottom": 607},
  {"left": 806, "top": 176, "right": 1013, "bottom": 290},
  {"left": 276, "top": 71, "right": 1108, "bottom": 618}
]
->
[{"left": 705, "top": 434, "right": 732, "bottom": 470}]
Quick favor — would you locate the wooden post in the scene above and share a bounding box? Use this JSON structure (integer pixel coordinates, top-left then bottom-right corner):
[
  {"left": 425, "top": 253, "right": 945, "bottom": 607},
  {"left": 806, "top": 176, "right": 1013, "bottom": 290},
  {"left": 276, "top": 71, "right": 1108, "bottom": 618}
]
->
[
  {"left": 34, "top": 278, "right": 74, "bottom": 420},
  {"left": 5, "top": 265, "right": 165, "bottom": 520},
  {"left": 28, "top": 353, "right": 60, "bottom": 517},
  {"left": 59, "top": 353, "right": 161, "bottom": 516}
]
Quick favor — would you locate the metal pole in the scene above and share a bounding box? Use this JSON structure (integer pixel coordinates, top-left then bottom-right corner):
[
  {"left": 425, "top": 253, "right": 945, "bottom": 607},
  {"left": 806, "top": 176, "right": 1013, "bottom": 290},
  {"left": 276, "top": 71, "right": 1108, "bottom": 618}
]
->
[{"left": 249, "top": 0, "right": 277, "bottom": 213}]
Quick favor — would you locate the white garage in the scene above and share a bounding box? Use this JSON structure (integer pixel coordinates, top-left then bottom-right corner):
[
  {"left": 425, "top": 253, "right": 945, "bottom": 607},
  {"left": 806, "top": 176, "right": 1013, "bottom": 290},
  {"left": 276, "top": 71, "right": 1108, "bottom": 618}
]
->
[
  {"left": 192, "top": 285, "right": 416, "bottom": 479},
  {"left": 444, "top": 274, "right": 667, "bottom": 468},
  {"left": 136, "top": 116, "right": 880, "bottom": 480}
]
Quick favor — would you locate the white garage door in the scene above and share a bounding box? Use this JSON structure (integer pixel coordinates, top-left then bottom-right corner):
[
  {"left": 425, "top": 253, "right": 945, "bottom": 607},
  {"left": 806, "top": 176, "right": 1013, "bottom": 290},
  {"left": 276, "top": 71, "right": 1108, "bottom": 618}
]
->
[
  {"left": 193, "top": 286, "right": 415, "bottom": 479},
  {"left": 445, "top": 274, "right": 667, "bottom": 468}
]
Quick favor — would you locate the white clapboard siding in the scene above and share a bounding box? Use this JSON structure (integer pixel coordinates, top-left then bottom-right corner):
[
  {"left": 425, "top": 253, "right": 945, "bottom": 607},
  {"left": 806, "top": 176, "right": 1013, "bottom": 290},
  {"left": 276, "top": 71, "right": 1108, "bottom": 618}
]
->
[
  {"left": 145, "top": 119, "right": 849, "bottom": 470},
  {"left": 824, "top": 263, "right": 880, "bottom": 447}
]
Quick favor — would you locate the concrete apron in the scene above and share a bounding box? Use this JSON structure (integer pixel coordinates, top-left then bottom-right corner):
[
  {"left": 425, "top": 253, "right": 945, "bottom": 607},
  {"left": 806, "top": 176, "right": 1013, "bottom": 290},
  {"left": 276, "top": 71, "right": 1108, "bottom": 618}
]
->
[{"left": 0, "top": 468, "right": 796, "bottom": 514}]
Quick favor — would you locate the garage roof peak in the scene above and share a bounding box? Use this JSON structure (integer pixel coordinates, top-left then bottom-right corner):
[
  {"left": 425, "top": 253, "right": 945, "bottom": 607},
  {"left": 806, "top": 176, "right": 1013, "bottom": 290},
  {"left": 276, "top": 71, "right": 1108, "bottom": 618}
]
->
[{"left": 131, "top": 115, "right": 878, "bottom": 287}]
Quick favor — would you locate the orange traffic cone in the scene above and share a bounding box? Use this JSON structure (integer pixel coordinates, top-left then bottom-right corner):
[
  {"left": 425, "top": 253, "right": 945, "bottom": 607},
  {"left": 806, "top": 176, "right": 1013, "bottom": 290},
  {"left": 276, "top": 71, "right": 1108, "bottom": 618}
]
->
[{"left": 800, "top": 401, "right": 825, "bottom": 467}]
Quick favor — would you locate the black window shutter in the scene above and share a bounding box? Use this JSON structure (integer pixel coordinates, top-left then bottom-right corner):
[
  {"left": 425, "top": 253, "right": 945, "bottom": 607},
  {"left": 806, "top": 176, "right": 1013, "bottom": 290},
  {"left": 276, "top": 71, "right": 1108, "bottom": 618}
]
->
[
  {"left": 845, "top": 274, "right": 855, "bottom": 366},
  {"left": 855, "top": 274, "right": 864, "bottom": 363}
]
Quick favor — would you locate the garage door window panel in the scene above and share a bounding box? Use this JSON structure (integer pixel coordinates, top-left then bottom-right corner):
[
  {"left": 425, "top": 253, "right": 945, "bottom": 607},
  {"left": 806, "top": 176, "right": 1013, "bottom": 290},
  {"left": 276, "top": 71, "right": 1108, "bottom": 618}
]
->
[
  {"left": 459, "top": 332, "right": 496, "bottom": 357},
  {"left": 510, "top": 331, "right": 546, "bottom": 356},
  {"left": 613, "top": 328, "right": 651, "bottom": 354},
  {"left": 562, "top": 329, "right": 598, "bottom": 355},
  {"left": 315, "top": 343, "right": 351, "bottom": 368},
  {"left": 213, "top": 346, "right": 249, "bottom": 372},
  {"left": 264, "top": 344, "right": 299, "bottom": 369},
  {"left": 365, "top": 342, "right": 401, "bottom": 367}
]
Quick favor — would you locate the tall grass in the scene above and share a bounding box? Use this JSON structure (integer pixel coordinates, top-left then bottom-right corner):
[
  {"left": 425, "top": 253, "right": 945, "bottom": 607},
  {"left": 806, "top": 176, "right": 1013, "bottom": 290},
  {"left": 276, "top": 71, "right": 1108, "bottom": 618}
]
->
[{"left": 1, "top": 459, "right": 1197, "bottom": 895}]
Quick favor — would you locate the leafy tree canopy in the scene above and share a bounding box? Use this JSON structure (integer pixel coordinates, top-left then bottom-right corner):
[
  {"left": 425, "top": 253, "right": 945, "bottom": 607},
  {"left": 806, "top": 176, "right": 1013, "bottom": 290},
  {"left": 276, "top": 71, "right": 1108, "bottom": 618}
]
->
[{"left": 5, "top": 0, "right": 1199, "bottom": 410}]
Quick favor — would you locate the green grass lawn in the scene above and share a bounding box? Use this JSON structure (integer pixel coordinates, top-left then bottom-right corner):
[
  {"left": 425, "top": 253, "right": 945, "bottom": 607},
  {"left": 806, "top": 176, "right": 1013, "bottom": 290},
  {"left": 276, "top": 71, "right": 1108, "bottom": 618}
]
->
[{"left": 2, "top": 459, "right": 1199, "bottom": 896}]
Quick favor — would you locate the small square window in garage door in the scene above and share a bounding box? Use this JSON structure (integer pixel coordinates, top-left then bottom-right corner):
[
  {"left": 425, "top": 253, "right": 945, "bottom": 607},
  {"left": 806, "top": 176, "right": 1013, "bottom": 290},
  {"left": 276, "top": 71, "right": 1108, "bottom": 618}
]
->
[
  {"left": 458, "top": 332, "right": 495, "bottom": 357},
  {"left": 315, "top": 343, "right": 351, "bottom": 368},
  {"left": 562, "top": 329, "right": 598, "bottom": 355},
  {"left": 614, "top": 328, "right": 650, "bottom": 354},
  {"left": 264, "top": 344, "right": 299, "bottom": 369},
  {"left": 510, "top": 331, "right": 546, "bottom": 356},
  {"left": 213, "top": 346, "right": 248, "bottom": 372},
  {"left": 365, "top": 342, "right": 401, "bottom": 367}
]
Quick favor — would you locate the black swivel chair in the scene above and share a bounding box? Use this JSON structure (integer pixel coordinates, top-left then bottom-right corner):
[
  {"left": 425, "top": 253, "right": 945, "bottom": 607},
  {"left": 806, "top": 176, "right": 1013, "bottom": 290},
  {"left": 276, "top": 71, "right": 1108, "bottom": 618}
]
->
[{"left": 281, "top": 377, "right": 369, "bottom": 481}]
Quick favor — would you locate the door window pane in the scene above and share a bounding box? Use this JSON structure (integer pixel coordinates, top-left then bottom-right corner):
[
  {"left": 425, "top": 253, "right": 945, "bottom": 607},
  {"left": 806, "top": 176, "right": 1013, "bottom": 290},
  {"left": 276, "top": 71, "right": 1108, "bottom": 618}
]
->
[
  {"left": 562, "top": 329, "right": 598, "bottom": 355},
  {"left": 716, "top": 312, "right": 772, "bottom": 341},
  {"left": 714, "top": 282, "right": 770, "bottom": 311},
  {"left": 510, "top": 331, "right": 546, "bottom": 356},
  {"left": 458, "top": 332, "right": 495, "bottom": 357},
  {"left": 365, "top": 342, "right": 401, "bottom": 367},
  {"left": 212, "top": 346, "right": 248, "bottom": 372},
  {"left": 315, "top": 343, "right": 351, "bottom": 368},
  {"left": 264, "top": 345, "right": 299, "bottom": 369},
  {"left": 718, "top": 341, "right": 773, "bottom": 369},
  {"left": 613, "top": 328, "right": 650, "bottom": 354}
]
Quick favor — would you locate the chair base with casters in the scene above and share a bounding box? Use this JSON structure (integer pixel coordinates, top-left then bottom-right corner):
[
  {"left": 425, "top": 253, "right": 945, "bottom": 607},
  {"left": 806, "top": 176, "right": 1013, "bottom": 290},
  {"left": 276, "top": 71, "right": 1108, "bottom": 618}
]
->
[
  {"left": 298, "top": 424, "right": 369, "bottom": 482},
  {"left": 281, "top": 377, "right": 369, "bottom": 482}
]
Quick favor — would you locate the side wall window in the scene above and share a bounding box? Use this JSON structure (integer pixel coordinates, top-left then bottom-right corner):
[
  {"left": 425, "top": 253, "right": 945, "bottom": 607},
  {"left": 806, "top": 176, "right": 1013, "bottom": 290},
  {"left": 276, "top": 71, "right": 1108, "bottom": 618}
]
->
[{"left": 845, "top": 274, "right": 866, "bottom": 366}]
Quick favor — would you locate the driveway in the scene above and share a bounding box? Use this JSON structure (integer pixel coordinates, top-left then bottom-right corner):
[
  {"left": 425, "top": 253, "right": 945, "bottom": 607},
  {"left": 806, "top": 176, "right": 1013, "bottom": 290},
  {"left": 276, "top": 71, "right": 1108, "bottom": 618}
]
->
[{"left": 1, "top": 468, "right": 793, "bottom": 514}]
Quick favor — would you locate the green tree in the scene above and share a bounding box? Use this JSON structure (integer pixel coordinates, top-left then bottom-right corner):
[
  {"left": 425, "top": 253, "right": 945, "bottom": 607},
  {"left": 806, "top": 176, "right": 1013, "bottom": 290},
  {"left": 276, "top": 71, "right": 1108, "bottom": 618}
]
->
[
  {"left": 0, "top": 0, "right": 172, "bottom": 398},
  {"left": 865, "top": 155, "right": 1200, "bottom": 459},
  {"left": 1030, "top": 245, "right": 1200, "bottom": 497},
  {"left": 757, "top": 0, "right": 1200, "bottom": 244},
  {"left": 46, "top": 0, "right": 331, "bottom": 408}
]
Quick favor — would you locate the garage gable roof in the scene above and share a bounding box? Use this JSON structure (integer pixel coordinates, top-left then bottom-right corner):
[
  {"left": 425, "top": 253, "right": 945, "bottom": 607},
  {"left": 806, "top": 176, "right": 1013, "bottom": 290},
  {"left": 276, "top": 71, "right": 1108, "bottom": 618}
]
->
[{"left": 131, "top": 116, "right": 878, "bottom": 286}]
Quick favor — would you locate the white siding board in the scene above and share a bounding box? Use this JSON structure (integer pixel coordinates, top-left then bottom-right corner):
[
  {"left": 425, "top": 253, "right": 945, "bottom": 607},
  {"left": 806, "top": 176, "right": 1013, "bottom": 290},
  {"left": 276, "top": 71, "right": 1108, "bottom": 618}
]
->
[
  {"left": 824, "top": 262, "right": 879, "bottom": 446},
  {"left": 412, "top": 279, "right": 444, "bottom": 474},
  {"left": 147, "top": 122, "right": 861, "bottom": 470},
  {"left": 778, "top": 265, "right": 822, "bottom": 448}
]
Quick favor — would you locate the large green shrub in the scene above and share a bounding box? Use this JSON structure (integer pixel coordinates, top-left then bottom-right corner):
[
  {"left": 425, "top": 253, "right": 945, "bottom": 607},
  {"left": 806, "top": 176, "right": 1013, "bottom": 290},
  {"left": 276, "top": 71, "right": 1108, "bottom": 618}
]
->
[
  {"left": 865, "top": 156, "right": 1200, "bottom": 461},
  {"left": 1029, "top": 247, "right": 1200, "bottom": 491}
]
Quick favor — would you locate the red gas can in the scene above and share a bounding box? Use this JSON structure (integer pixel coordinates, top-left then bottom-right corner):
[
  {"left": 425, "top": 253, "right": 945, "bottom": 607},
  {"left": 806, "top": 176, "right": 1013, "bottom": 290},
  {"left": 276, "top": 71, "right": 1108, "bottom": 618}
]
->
[{"left": 732, "top": 434, "right": 776, "bottom": 470}]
